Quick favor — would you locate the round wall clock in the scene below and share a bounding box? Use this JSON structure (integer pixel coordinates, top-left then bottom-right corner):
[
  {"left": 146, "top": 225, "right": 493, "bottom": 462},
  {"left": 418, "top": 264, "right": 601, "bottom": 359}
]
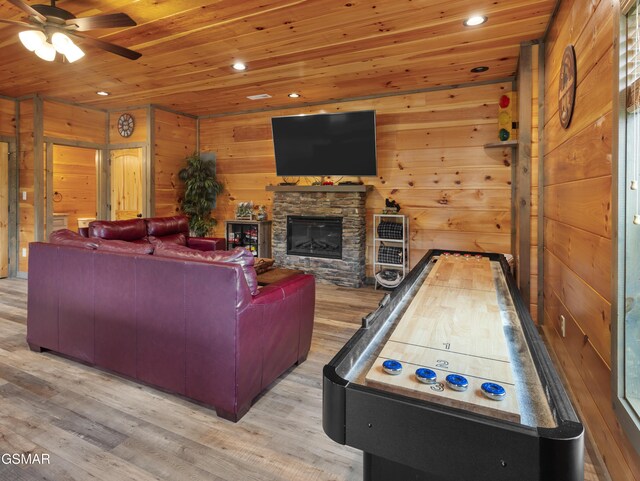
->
[
  {"left": 558, "top": 45, "right": 576, "bottom": 129},
  {"left": 117, "top": 113, "right": 135, "bottom": 137}
]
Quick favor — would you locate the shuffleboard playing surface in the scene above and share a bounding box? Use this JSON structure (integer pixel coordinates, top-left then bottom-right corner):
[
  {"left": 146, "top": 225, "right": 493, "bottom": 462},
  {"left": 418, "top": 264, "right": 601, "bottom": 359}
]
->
[{"left": 364, "top": 254, "right": 521, "bottom": 423}]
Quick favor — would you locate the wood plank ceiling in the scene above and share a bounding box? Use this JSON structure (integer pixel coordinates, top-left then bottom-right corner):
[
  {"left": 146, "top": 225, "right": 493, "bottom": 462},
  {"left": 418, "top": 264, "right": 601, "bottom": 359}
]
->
[{"left": 0, "top": 0, "right": 556, "bottom": 116}]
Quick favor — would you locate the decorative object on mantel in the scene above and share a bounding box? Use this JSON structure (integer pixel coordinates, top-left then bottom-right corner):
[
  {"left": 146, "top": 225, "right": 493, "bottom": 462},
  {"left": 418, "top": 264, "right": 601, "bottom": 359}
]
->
[
  {"left": 279, "top": 177, "right": 300, "bottom": 186},
  {"left": 236, "top": 202, "right": 254, "bottom": 220},
  {"left": 179, "top": 152, "right": 223, "bottom": 237},
  {"left": 383, "top": 198, "right": 401, "bottom": 214},
  {"left": 558, "top": 44, "right": 577, "bottom": 129},
  {"left": 256, "top": 205, "right": 268, "bottom": 221}
]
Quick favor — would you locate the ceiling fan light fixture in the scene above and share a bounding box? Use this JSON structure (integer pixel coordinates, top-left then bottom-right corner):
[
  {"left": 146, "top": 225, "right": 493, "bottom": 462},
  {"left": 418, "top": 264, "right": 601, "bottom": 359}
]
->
[
  {"left": 35, "top": 41, "right": 56, "bottom": 62},
  {"left": 18, "top": 30, "right": 46, "bottom": 52},
  {"left": 51, "top": 32, "right": 84, "bottom": 62},
  {"left": 64, "top": 43, "right": 85, "bottom": 63},
  {"left": 232, "top": 62, "right": 247, "bottom": 71}
]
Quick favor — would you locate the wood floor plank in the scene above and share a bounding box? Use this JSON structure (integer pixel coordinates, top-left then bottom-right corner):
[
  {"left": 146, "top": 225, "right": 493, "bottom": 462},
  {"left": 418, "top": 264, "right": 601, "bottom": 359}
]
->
[{"left": 0, "top": 278, "right": 609, "bottom": 480}]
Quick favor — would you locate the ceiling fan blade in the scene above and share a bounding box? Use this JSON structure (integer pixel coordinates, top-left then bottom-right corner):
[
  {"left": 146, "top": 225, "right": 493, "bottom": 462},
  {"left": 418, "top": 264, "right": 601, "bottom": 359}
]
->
[
  {"left": 7, "top": 0, "right": 46, "bottom": 23},
  {"left": 67, "top": 13, "right": 137, "bottom": 32},
  {"left": 0, "top": 18, "right": 36, "bottom": 29},
  {"left": 70, "top": 33, "right": 141, "bottom": 60}
]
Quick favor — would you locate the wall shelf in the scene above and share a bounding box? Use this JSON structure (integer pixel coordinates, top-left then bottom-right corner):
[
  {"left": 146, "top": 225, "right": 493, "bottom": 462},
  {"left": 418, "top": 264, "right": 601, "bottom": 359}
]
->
[{"left": 484, "top": 140, "right": 518, "bottom": 148}]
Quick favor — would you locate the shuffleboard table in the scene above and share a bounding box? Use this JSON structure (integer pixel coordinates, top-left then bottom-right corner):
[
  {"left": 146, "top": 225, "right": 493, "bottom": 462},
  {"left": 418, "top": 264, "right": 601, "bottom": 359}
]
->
[{"left": 323, "top": 250, "right": 584, "bottom": 481}]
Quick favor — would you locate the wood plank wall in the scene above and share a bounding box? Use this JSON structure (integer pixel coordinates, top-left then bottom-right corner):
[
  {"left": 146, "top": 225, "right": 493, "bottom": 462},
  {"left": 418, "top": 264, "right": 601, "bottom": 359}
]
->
[
  {"left": 109, "top": 109, "right": 147, "bottom": 145},
  {"left": 154, "top": 109, "right": 196, "bottom": 218},
  {"left": 52, "top": 145, "right": 97, "bottom": 232},
  {"left": 531, "top": 44, "right": 540, "bottom": 322},
  {"left": 542, "top": 0, "right": 640, "bottom": 478},
  {"left": 0, "top": 98, "right": 16, "bottom": 136},
  {"left": 43, "top": 101, "right": 106, "bottom": 145},
  {"left": 200, "top": 82, "right": 513, "bottom": 273}
]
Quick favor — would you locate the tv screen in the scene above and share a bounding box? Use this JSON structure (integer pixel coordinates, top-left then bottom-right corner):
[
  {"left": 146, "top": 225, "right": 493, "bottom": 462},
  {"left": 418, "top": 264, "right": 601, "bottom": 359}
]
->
[{"left": 271, "top": 110, "right": 377, "bottom": 176}]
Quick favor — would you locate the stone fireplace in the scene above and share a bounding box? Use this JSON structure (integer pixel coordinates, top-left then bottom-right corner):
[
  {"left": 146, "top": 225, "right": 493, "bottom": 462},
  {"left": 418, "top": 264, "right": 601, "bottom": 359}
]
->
[{"left": 268, "top": 185, "right": 369, "bottom": 288}]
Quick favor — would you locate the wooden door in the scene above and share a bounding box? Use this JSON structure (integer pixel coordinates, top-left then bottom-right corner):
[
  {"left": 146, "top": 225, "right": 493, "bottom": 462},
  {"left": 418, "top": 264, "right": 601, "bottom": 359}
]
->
[
  {"left": 0, "top": 142, "right": 7, "bottom": 278},
  {"left": 110, "top": 148, "right": 143, "bottom": 220}
]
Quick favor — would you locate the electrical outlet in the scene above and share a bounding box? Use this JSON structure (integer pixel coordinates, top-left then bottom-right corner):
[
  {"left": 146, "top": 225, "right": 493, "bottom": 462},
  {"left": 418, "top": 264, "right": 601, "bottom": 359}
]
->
[
  {"left": 21, "top": 248, "right": 27, "bottom": 258},
  {"left": 22, "top": 191, "right": 27, "bottom": 201},
  {"left": 559, "top": 315, "right": 566, "bottom": 338}
]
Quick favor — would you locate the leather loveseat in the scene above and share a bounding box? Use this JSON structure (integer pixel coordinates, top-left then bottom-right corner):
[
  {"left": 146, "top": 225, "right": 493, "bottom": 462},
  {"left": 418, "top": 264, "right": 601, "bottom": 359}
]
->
[
  {"left": 84, "top": 215, "right": 226, "bottom": 251},
  {"left": 27, "top": 222, "right": 315, "bottom": 422}
]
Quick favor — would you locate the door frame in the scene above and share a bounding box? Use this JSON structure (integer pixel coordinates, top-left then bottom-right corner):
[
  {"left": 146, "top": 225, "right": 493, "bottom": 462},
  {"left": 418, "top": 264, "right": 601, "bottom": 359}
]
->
[
  {"left": 44, "top": 140, "right": 104, "bottom": 240},
  {"left": 0, "top": 137, "right": 17, "bottom": 278}
]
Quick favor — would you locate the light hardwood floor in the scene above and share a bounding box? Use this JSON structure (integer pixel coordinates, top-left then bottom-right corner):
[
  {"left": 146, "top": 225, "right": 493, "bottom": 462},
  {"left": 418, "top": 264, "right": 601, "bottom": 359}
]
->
[{"left": 0, "top": 278, "right": 609, "bottom": 480}]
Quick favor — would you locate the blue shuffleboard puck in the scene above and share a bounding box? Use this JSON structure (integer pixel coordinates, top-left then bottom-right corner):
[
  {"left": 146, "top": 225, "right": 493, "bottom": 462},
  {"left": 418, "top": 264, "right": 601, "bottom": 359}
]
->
[
  {"left": 481, "top": 382, "right": 506, "bottom": 401},
  {"left": 382, "top": 359, "right": 403, "bottom": 375},
  {"left": 415, "top": 368, "right": 437, "bottom": 384},
  {"left": 445, "top": 374, "right": 469, "bottom": 391}
]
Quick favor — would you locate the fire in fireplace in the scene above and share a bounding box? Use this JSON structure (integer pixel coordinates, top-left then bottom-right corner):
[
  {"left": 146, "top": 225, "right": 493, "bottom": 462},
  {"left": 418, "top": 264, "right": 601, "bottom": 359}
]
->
[{"left": 287, "top": 216, "right": 342, "bottom": 259}]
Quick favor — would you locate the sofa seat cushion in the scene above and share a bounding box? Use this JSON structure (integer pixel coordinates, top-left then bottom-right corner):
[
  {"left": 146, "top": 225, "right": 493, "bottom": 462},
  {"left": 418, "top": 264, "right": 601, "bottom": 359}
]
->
[
  {"left": 148, "top": 232, "right": 187, "bottom": 246},
  {"left": 89, "top": 219, "right": 148, "bottom": 242},
  {"left": 97, "top": 239, "right": 155, "bottom": 255},
  {"left": 50, "top": 229, "right": 99, "bottom": 249},
  {"left": 154, "top": 244, "right": 259, "bottom": 295}
]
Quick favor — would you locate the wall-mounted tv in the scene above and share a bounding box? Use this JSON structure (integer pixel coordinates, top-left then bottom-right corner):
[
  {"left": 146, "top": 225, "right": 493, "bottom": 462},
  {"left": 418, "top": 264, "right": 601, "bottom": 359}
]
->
[{"left": 271, "top": 110, "right": 377, "bottom": 176}]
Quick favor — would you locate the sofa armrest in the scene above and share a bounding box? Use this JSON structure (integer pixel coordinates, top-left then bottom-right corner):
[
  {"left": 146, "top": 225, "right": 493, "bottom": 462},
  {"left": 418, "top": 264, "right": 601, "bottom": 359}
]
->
[{"left": 187, "top": 237, "right": 226, "bottom": 251}]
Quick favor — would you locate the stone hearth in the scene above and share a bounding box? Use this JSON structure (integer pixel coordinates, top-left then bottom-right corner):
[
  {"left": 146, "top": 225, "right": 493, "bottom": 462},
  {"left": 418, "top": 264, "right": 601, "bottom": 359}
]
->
[{"left": 268, "top": 186, "right": 369, "bottom": 288}]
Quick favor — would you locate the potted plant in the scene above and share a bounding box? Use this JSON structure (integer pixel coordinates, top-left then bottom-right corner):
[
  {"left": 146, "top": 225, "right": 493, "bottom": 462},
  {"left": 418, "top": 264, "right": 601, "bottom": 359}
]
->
[{"left": 179, "top": 152, "right": 223, "bottom": 237}]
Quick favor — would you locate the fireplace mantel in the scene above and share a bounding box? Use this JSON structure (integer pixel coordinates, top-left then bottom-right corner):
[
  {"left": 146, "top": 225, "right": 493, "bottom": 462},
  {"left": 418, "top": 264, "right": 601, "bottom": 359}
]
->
[{"left": 266, "top": 185, "right": 371, "bottom": 193}]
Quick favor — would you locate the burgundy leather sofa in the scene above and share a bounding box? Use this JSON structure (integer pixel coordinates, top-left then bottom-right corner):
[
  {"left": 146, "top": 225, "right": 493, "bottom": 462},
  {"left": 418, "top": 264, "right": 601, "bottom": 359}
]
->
[
  {"left": 85, "top": 215, "right": 226, "bottom": 251},
  {"left": 27, "top": 230, "right": 315, "bottom": 422}
]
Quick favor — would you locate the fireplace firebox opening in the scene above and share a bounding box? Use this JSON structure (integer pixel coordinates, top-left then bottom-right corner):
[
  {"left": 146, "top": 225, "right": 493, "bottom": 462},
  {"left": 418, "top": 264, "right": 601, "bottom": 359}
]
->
[{"left": 287, "top": 216, "right": 342, "bottom": 259}]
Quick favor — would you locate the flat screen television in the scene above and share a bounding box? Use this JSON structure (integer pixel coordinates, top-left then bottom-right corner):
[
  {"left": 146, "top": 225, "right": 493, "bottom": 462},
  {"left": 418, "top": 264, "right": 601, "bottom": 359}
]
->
[{"left": 271, "top": 110, "right": 377, "bottom": 176}]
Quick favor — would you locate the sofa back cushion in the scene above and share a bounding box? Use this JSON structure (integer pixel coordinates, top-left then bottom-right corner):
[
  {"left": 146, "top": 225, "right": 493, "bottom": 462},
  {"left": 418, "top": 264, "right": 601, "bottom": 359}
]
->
[
  {"left": 89, "top": 219, "right": 147, "bottom": 242},
  {"left": 154, "top": 244, "right": 259, "bottom": 295},
  {"left": 146, "top": 215, "right": 189, "bottom": 237},
  {"left": 97, "top": 239, "right": 155, "bottom": 255},
  {"left": 50, "top": 229, "right": 99, "bottom": 249},
  {"left": 148, "top": 232, "right": 187, "bottom": 246}
]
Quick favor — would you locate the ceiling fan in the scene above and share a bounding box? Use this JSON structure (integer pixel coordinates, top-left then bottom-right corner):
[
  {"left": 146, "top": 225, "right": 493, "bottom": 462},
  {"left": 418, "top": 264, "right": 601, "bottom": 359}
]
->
[{"left": 0, "top": 0, "right": 141, "bottom": 61}]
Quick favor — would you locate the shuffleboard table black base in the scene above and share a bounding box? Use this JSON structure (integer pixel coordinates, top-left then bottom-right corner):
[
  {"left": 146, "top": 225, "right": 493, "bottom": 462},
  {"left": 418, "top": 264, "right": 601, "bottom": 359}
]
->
[{"left": 364, "top": 453, "right": 436, "bottom": 481}]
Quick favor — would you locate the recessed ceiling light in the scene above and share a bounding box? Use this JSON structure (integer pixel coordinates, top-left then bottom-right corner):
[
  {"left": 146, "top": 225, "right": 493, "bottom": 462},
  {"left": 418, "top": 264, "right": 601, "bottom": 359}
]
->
[
  {"left": 288, "top": 92, "right": 300, "bottom": 98},
  {"left": 232, "top": 62, "right": 247, "bottom": 71},
  {"left": 463, "top": 15, "right": 487, "bottom": 27},
  {"left": 96, "top": 91, "right": 110, "bottom": 96},
  {"left": 470, "top": 66, "right": 489, "bottom": 73}
]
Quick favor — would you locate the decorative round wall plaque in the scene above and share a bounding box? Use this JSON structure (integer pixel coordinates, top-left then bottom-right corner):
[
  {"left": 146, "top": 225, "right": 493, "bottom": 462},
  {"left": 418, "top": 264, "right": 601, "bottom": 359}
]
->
[
  {"left": 558, "top": 45, "right": 576, "bottom": 129},
  {"left": 117, "top": 113, "right": 135, "bottom": 137}
]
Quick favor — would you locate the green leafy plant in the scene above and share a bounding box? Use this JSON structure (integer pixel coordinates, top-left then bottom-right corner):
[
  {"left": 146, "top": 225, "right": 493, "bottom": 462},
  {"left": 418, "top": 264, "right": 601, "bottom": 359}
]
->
[{"left": 179, "top": 152, "right": 223, "bottom": 237}]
